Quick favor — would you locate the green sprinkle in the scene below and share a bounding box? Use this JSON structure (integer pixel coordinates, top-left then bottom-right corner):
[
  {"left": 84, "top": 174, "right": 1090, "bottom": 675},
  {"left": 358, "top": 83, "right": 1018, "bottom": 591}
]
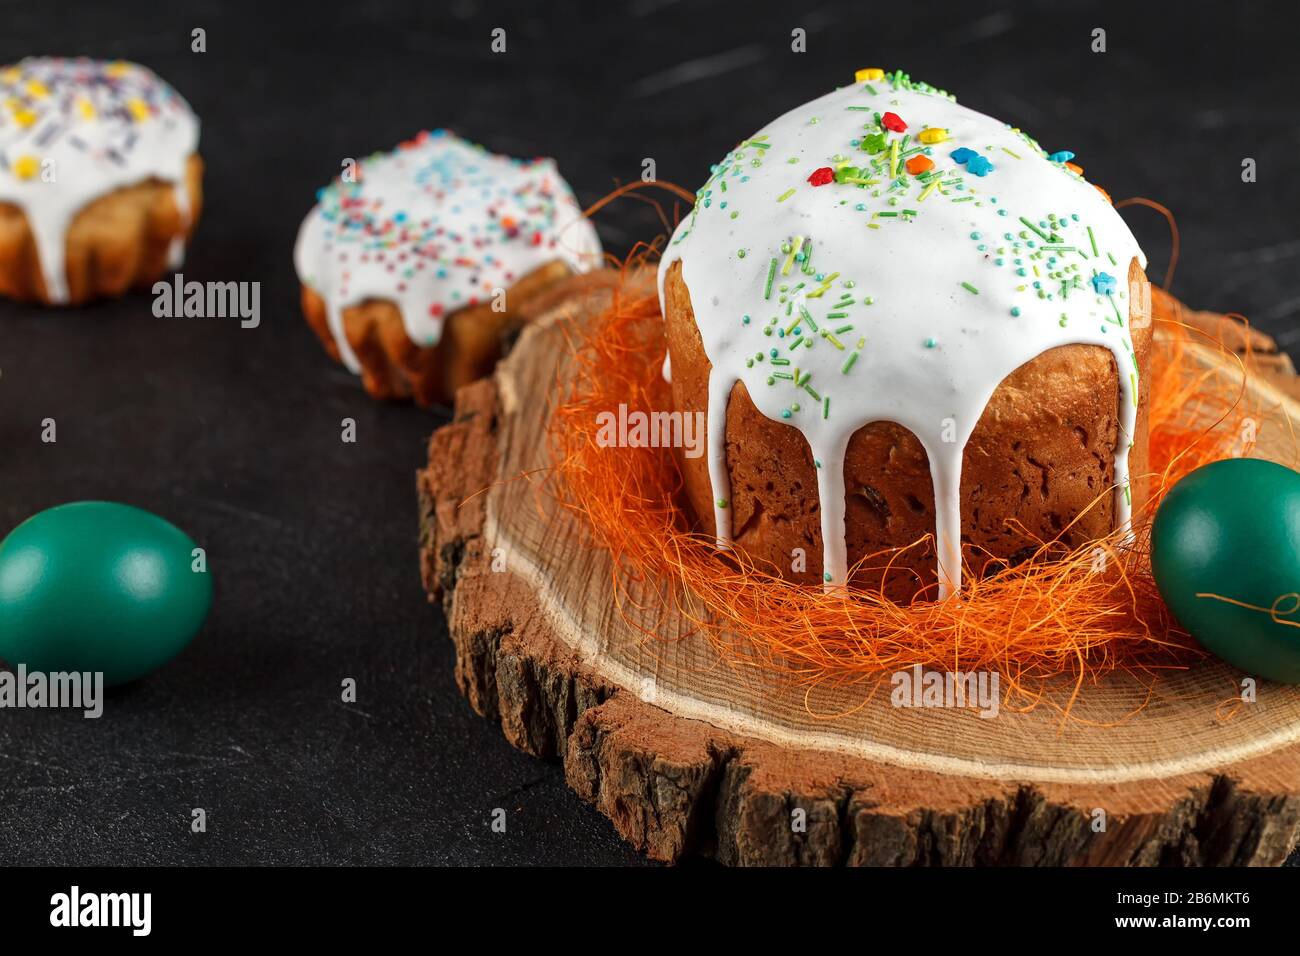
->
[
  {"left": 764, "top": 257, "right": 778, "bottom": 299},
  {"left": 776, "top": 188, "right": 796, "bottom": 203},
  {"left": 782, "top": 235, "right": 803, "bottom": 275},
  {"left": 797, "top": 305, "right": 819, "bottom": 332},
  {"left": 1019, "top": 216, "right": 1050, "bottom": 242},
  {"left": 1087, "top": 225, "right": 1099, "bottom": 257},
  {"left": 1001, "top": 147, "right": 1021, "bottom": 159},
  {"left": 961, "top": 281, "right": 979, "bottom": 295},
  {"left": 842, "top": 351, "right": 860, "bottom": 374},
  {"left": 864, "top": 83, "right": 878, "bottom": 95},
  {"left": 822, "top": 395, "right": 830, "bottom": 418}
]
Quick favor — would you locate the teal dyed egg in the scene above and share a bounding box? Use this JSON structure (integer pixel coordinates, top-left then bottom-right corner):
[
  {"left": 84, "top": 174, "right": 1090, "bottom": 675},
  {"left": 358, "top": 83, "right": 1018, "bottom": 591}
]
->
[
  {"left": 0, "top": 501, "right": 211, "bottom": 686},
  {"left": 1151, "top": 459, "right": 1300, "bottom": 683}
]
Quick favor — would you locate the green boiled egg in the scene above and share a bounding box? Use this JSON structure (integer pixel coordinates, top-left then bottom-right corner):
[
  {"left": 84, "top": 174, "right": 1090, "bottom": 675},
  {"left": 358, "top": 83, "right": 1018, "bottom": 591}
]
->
[
  {"left": 0, "top": 501, "right": 211, "bottom": 686},
  {"left": 1151, "top": 459, "right": 1300, "bottom": 683}
]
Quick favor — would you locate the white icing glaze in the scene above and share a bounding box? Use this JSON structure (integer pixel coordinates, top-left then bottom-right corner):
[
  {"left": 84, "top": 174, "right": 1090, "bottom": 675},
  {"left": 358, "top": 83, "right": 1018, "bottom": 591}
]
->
[
  {"left": 659, "top": 71, "right": 1145, "bottom": 599},
  {"left": 294, "top": 129, "right": 602, "bottom": 373},
  {"left": 0, "top": 57, "right": 199, "bottom": 303}
]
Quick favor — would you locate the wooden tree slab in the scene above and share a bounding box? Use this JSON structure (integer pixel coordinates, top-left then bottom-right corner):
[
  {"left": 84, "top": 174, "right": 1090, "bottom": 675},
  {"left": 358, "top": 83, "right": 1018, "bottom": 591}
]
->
[{"left": 417, "top": 271, "right": 1300, "bottom": 866}]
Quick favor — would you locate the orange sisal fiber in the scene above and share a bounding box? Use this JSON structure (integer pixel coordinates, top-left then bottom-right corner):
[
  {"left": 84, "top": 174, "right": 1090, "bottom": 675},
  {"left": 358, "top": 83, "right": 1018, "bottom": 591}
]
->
[{"left": 538, "top": 197, "right": 1294, "bottom": 715}]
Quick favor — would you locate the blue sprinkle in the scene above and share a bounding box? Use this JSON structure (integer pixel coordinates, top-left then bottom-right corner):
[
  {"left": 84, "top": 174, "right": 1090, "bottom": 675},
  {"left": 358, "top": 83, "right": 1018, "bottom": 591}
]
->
[
  {"left": 1048, "top": 150, "right": 1075, "bottom": 164},
  {"left": 950, "top": 147, "right": 977, "bottom": 164},
  {"left": 1091, "top": 271, "right": 1118, "bottom": 295},
  {"left": 966, "top": 154, "right": 995, "bottom": 176}
]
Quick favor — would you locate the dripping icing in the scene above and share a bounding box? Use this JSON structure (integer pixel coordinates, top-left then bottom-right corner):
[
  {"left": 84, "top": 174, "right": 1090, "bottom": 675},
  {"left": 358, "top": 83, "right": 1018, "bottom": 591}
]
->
[
  {"left": 658, "top": 72, "right": 1145, "bottom": 599},
  {"left": 294, "top": 129, "right": 601, "bottom": 372},
  {"left": 0, "top": 57, "right": 199, "bottom": 303}
]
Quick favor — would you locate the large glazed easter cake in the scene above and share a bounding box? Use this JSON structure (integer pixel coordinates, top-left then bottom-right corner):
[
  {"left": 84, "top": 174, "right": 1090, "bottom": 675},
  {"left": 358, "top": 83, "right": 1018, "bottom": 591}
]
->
[{"left": 659, "top": 69, "right": 1151, "bottom": 601}]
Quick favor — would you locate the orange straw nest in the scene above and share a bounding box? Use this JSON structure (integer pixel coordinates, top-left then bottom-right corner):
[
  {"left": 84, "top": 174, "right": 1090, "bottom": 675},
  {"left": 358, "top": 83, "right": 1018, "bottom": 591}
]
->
[{"left": 545, "top": 209, "right": 1293, "bottom": 712}]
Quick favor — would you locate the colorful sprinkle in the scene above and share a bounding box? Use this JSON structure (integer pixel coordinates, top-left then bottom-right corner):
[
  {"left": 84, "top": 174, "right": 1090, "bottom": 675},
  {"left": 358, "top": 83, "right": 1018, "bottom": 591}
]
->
[
  {"left": 882, "top": 111, "right": 907, "bottom": 132},
  {"left": 1091, "top": 272, "right": 1117, "bottom": 295},
  {"left": 12, "top": 154, "right": 40, "bottom": 179},
  {"left": 905, "top": 155, "right": 934, "bottom": 176},
  {"left": 807, "top": 166, "right": 835, "bottom": 187}
]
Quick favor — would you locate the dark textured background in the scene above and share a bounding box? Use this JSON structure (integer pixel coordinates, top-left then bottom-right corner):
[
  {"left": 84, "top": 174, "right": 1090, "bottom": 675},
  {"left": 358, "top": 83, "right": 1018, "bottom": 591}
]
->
[{"left": 0, "top": 0, "right": 1296, "bottom": 866}]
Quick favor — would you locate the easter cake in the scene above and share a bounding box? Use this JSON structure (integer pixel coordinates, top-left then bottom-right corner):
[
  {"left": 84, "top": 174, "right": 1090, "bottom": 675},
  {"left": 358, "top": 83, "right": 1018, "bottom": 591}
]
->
[
  {"left": 0, "top": 57, "right": 202, "bottom": 305},
  {"left": 294, "top": 129, "right": 602, "bottom": 406},
  {"left": 659, "top": 69, "right": 1152, "bottom": 600}
]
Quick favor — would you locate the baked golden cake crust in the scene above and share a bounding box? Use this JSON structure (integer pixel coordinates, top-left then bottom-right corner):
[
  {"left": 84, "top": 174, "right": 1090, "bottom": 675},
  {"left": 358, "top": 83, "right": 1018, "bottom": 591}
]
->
[
  {"left": 0, "top": 154, "right": 203, "bottom": 305},
  {"left": 300, "top": 258, "right": 576, "bottom": 406},
  {"left": 664, "top": 257, "right": 1151, "bottom": 600}
]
